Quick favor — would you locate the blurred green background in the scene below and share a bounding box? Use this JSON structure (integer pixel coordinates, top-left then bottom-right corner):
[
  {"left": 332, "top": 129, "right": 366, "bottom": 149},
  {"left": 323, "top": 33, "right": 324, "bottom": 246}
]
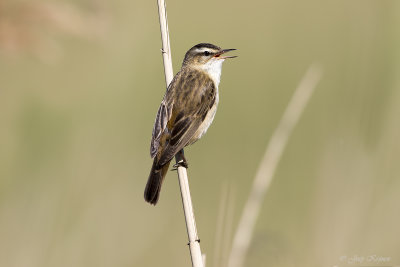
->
[{"left": 1, "top": 0, "right": 399, "bottom": 266}]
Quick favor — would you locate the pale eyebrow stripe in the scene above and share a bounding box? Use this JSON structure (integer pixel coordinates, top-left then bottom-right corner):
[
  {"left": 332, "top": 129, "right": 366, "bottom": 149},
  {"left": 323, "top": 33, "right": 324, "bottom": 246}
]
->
[
  {"left": 194, "top": 47, "right": 209, "bottom": 53},
  {"left": 193, "top": 48, "right": 217, "bottom": 55}
]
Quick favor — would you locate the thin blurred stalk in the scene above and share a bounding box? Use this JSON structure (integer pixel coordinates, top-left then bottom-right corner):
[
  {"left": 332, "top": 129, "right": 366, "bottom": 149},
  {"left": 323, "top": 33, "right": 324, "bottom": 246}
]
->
[
  {"left": 213, "top": 182, "right": 228, "bottom": 267},
  {"left": 213, "top": 182, "right": 235, "bottom": 267},
  {"left": 228, "top": 64, "right": 323, "bottom": 267},
  {"left": 222, "top": 185, "right": 235, "bottom": 267},
  {"left": 156, "top": 1, "right": 203, "bottom": 267}
]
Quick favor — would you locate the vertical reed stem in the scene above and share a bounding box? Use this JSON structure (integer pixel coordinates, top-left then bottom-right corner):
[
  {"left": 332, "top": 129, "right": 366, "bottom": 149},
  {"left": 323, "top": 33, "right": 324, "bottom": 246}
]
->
[{"left": 156, "top": 1, "right": 204, "bottom": 266}]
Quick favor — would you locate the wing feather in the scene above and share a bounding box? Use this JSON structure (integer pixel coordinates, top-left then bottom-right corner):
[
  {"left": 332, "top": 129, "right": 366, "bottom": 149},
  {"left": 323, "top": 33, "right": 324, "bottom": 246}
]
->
[
  {"left": 150, "top": 94, "right": 174, "bottom": 158},
  {"left": 158, "top": 75, "right": 216, "bottom": 166},
  {"left": 150, "top": 68, "right": 216, "bottom": 165}
]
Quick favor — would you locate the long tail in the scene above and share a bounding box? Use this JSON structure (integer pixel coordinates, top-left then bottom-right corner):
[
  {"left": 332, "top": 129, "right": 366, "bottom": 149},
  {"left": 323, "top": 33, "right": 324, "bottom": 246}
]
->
[{"left": 144, "top": 158, "right": 171, "bottom": 205}]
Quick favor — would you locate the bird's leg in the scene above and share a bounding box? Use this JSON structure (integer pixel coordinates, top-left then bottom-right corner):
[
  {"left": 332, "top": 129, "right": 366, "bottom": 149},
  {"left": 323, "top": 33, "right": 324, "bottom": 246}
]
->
[
  {"left": 172, "top": 149, "right": 189, "bottom": 170},
  {"left": 178, "top": 149, "right": 189, "bottom": 168}
]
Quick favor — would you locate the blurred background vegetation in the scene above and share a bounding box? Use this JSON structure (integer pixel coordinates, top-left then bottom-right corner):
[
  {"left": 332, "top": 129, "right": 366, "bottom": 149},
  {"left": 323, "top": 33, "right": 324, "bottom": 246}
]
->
[{"left": 1, "top": 0, "right": 399, "bottom": 266}]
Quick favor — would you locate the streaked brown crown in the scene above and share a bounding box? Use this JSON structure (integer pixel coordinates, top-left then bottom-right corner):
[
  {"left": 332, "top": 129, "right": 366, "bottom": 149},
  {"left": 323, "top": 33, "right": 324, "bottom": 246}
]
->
[{"left": 182, "top": 43, "right": 221, "bottom": 67}]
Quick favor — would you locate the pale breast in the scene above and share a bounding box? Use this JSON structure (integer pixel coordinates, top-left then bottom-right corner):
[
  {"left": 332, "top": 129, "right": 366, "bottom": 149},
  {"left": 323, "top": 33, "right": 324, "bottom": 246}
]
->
[
  {"left": 188, "top": 89, "right": 219, "bottom": 145},
  {"left": 187, "top": 59, "right": 223, "bottom": 145}
]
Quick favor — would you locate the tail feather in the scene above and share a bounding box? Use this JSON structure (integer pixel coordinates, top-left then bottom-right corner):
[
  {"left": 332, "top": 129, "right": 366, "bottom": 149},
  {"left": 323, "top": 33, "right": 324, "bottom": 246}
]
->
[{"left": 144, "top": 159, "right": 170, "bottom": 205}]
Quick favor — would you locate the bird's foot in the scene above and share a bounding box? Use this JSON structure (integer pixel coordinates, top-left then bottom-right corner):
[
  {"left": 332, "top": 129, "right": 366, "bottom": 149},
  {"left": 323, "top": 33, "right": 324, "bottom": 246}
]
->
[
  {"left": 171, "top": 149, "right": 189, "bottom": 171},
  {"left": 171, "top": 160, "right": 189, "bottom": 171}
]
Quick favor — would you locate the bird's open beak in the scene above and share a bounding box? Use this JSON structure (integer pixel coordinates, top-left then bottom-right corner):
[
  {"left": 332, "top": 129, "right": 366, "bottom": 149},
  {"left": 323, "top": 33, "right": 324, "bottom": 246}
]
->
[{"left": 214, "top": 48, "right": 237, "bottom": 59}]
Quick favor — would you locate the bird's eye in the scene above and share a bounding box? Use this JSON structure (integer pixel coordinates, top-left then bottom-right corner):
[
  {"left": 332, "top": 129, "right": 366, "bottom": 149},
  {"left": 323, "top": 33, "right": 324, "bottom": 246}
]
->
[{"left": 204, "top": 51, "right": 210, "bottom": 56}]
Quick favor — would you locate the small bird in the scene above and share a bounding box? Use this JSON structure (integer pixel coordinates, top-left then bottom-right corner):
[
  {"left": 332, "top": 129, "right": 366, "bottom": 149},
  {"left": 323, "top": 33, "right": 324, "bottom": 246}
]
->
[{"left": 144, "top": 43, "right": 236, "bottom": 205}]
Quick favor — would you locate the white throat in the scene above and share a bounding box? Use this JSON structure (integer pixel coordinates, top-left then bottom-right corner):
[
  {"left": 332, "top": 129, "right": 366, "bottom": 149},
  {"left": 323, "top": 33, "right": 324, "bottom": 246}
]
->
[{"left": 200, "top": 59, "right": 224, "bottom": 87}]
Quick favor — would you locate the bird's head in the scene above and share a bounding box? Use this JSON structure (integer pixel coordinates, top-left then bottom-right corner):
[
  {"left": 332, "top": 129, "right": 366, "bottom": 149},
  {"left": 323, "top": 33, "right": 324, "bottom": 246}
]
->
[{"left": 182, "top": 43, "right": 237, "bottom": 68}]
